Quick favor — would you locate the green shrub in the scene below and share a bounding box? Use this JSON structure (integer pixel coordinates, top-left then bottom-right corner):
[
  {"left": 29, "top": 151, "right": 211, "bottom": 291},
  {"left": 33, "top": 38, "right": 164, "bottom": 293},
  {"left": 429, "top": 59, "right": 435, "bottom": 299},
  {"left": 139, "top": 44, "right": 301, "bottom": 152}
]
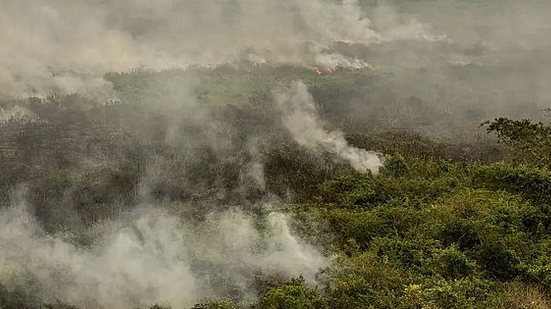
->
[
  {"left": 428, "top": 245, "right": 478, "bottom": 280},
  {"left": 328, "top": 253, "right": 407, "bottom": 309},
  {"left": 422, "top": 189, "right": 539, "bottom": 280},
  {"left": 369, "top": 237, "right": 436, "bottom": 271},
  {"left": 318, "top": 157, "right": 469, "bottom": 209},
  {"left": 402, "top": 277, "right": 494, "bottom": 309},
  {"left": 325, "top": 205, "right": 422, "bottom": 249},
  {"left": 475, "top": 241, "right": 520, "bottom": 280},
  {"left": 381, "top": 153, "right": 410, "bottom": 177},
  {"left": 485, "top": 117, "right": 551, "bottom": 168},
  {"left": 257, "top": 279, "right": 325, "bottom": 309},
  {"left": 517, "top": 238, "right": 551, "bottom": 285},
  {"left": 476, "top": 163, "right": 551, "bottom": 203}
]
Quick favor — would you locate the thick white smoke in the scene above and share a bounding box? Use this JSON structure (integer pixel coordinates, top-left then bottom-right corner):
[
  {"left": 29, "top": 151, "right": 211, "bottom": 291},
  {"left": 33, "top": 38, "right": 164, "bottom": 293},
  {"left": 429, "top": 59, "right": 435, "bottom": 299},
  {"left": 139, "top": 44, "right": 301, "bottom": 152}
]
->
[
  {"left": 0, "top": 0, "right": 441, "bottom": 98},
  {"left": 0, "top": 197, "right": 325, "bottom": 308},
  {"left": 275, "top": 81, "right": 383, "bottom": 173}
]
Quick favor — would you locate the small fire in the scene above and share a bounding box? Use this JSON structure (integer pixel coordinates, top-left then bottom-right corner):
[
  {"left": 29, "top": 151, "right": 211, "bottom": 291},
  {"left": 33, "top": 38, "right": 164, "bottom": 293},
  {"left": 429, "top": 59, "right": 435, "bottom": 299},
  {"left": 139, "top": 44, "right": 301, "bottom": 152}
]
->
[{"left": 313, "top": 66, "right": 333, "bottom": 75}]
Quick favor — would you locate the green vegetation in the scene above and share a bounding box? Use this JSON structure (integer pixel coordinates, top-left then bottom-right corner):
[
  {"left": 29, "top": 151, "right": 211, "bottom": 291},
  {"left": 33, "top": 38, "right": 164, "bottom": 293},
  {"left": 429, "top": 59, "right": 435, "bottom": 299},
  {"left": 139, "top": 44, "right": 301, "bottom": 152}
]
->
[
  {"left": 254, "top": 116, "right": 551, "bottom": 308},
  {"left": 1, "top": 67, "right": 550, "bottom": 308},
  {"left": 140, "top": 117, "right": 551, "bottom": 308}
]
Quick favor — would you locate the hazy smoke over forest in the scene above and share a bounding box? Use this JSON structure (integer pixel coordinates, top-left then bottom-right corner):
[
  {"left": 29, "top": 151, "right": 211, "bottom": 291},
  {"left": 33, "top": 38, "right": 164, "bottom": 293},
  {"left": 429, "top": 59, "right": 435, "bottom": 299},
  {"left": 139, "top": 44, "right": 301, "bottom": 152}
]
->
[
  {"left": 0, "top": 0, "right": 442, "bottom": 97},
  {"left": 0, "top": 195, "right": 324, "bottom": 308},
  {"left": 0, "top": 0, "right": 550, "bottom": 308},
  {"left": 1, "top": 0, "right": 549, "bottom": 126}
]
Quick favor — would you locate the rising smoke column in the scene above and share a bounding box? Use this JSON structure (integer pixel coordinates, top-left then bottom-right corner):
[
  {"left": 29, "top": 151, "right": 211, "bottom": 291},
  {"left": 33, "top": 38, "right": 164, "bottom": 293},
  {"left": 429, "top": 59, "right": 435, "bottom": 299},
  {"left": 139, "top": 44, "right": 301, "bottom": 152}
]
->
[{"left": 275, "top": 81, "right": 383, "bottom": 174}]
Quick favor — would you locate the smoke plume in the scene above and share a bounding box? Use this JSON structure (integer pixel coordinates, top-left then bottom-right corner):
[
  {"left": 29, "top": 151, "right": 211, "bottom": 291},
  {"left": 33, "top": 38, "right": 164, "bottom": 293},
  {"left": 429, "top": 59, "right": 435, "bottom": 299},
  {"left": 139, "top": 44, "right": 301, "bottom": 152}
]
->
[{"left": 275, "top": 81, "right": 383, "bottom": 173}]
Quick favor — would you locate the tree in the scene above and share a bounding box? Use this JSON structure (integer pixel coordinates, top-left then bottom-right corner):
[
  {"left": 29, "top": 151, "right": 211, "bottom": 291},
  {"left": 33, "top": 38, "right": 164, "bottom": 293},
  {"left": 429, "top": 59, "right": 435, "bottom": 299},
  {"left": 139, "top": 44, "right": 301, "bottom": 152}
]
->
[{"left": 484, "top": 117, "right": 551, "bottom": 168}]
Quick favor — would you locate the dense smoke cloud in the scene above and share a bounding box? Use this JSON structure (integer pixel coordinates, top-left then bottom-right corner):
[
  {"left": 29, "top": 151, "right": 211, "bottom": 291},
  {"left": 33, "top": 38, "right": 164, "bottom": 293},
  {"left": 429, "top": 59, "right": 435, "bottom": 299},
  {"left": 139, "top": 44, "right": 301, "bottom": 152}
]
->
[
  {"left": 1, "top": 0, "right": 550, "bottom": 116},
  {"left": 0, "top": 194, "right": 324, "bottom": 308},
  {"left": 276, "top": 81, "right": 383, "bottom": 173},
  {"left": 0, "top": 0, "right": 441, "bottom": 97},
  {"left": 1, "top": 0, "right": 548, "bottom": 134}
]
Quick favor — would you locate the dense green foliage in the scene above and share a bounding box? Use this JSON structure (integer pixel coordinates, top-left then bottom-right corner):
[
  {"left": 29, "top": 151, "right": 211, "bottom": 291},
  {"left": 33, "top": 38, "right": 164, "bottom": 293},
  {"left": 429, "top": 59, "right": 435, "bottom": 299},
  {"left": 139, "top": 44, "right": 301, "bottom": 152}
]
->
[
  {"left": 139, "top": 117, "right": 550, "bottom": 308},
  {"left": 253, "top": 117, "right": 551, "bottom": 308},
  {"left": 485, "top": 118, "right": 551, "bottom": 168}
]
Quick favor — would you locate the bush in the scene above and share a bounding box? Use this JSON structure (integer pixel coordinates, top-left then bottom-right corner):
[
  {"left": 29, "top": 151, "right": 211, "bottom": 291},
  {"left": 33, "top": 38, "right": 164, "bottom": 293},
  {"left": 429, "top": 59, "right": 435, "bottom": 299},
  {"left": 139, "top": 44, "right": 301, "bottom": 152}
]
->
[
  {"left": 369, "top": 237, "right": 436, "bottom": 271},
  {"left": 401, "top": 277, "right": 494, "bottom": 309},
  {"left": 428, "top": 245, "right": 478, "bottom": 280},
  {"left": 318, "top": 156, "right": 469, "bottom": 209},
  {"left": 257, "top": 278, "right": 325, "bottom": 309},
  {"left": 325, "top": 205, "right": 422, "bottom": 249},
  {"left": 485, "top": 117, "right": 551, "bottom": 168},
  {"left": 328, "top": 253, "right": 407, "bottom": 309},
  {"left": 476, "top": 163, "right": 551, "bottom": 203}
]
